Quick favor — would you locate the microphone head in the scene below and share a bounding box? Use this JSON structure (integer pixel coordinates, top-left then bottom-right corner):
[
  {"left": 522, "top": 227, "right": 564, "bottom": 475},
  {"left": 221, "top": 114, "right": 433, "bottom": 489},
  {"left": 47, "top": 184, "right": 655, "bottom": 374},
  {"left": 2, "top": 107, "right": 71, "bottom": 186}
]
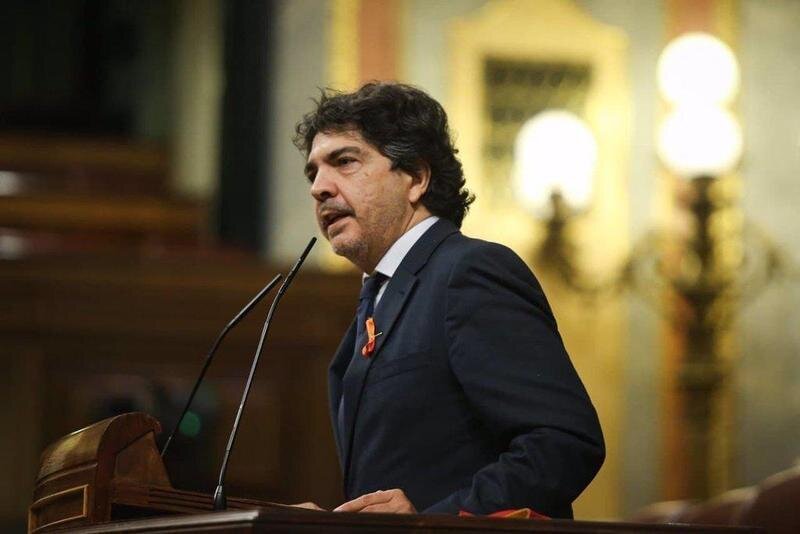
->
[{"left": 283, "top": 238, "right": 317, "bottom": 286}]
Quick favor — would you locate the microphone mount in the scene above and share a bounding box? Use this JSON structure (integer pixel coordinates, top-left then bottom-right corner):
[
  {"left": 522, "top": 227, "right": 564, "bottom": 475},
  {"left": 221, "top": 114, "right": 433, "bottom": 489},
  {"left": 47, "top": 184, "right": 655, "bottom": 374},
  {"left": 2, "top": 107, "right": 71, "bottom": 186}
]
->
[
  {"left": 213, "top": 237, "right": 316, "bottom": 510},
  {"left": 161, "top": 273, "right": 283, "bottom": 459}
]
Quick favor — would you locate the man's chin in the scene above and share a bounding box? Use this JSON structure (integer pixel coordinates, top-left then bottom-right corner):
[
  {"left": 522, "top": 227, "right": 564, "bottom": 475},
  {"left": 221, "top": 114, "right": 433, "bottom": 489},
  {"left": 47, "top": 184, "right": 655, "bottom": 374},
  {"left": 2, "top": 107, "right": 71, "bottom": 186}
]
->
[{"left": 329, "top": 235, "right": 366, "bottom": 265}]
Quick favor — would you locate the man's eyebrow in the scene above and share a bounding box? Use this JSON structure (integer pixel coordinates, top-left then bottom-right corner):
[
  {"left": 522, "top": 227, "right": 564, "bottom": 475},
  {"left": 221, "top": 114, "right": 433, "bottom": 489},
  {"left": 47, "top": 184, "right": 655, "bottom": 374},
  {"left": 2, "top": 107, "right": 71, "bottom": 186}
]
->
[
  {"left": 305, "top": 146, "right": 363, "bottom": 177},
  {"left": 327, "top": 146, "right": 363, "bottom": 160}
]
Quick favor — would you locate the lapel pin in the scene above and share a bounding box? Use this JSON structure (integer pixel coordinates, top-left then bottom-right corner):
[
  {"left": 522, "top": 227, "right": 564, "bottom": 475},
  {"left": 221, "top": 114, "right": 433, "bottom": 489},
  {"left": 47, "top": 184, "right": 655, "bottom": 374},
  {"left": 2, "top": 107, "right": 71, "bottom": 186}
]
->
[{"left": 361, "top": 318, "right": 383, "bottom": 358}]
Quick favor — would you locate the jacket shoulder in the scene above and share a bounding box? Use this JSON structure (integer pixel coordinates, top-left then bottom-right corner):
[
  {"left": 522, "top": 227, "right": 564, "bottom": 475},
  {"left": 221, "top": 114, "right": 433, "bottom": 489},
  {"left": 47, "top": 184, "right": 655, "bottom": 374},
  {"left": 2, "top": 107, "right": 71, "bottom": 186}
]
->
[{"left": 435, "top": 232, "right": 535, "bottom": 279}]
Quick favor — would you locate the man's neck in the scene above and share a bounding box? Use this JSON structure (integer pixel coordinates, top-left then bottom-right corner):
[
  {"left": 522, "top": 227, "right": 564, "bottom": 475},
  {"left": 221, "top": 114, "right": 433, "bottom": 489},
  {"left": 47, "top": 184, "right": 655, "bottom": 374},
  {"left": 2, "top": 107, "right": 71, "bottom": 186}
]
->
[
  {"left": 368, "top": 215, "right": 439, "bottom": 279},
  {"left": 361, "top": 207, "right": 433, "bottom": 274}
]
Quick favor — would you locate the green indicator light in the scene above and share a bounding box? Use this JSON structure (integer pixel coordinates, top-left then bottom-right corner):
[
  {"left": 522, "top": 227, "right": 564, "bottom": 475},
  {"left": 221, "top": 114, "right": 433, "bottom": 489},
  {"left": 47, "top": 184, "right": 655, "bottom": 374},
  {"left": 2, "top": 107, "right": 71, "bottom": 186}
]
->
[{"left": 179, "top": 411, "right": 202, "bottom": 438}]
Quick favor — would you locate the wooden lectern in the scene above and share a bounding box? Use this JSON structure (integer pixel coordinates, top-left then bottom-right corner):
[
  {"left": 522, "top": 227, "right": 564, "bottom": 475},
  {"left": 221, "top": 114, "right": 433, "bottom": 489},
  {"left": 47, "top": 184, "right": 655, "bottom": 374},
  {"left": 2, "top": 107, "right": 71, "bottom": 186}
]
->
[
  {"left": 29, "top": 413, "right": 760, "bottom": 533},
  {"left": 28, "top": 412, "right": 290, "bottom": 533}
]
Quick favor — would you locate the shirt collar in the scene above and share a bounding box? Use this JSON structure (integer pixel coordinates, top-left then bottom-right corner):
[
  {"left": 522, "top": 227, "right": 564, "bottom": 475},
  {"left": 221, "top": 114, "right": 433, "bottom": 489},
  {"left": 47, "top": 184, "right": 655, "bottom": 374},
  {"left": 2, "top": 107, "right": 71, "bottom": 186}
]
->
[{"left": 363, "top": 216, "right": 439, "bottom": 282}]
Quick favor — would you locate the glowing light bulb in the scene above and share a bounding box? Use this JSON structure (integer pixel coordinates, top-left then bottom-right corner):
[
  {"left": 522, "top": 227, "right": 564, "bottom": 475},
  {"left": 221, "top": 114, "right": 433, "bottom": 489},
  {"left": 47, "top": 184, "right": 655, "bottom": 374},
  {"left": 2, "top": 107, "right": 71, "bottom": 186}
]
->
[
  {"left": 513, "top": 110, "right": 597, "bottom": 216},
  {"left": 658, "top": 104, "right": 743, "bottom": 178},
  {"left": 658, "top": 32, "right": 740, "bottom": 105}
]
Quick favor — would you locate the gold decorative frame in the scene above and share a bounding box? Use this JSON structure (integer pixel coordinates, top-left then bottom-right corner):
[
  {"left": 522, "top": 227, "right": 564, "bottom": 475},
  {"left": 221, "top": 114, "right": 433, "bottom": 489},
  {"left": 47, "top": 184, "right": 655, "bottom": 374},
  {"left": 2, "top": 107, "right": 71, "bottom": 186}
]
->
[{"left": 448, "top": 0, "right": 630, "bottom": 518}]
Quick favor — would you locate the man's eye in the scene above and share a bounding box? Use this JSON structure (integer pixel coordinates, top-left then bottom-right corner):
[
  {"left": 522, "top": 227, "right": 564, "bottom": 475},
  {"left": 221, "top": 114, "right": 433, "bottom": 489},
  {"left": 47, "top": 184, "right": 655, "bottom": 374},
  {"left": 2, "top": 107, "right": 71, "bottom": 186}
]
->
[{"left": 337, "top": 157, "right": 356, "bottom": 166}]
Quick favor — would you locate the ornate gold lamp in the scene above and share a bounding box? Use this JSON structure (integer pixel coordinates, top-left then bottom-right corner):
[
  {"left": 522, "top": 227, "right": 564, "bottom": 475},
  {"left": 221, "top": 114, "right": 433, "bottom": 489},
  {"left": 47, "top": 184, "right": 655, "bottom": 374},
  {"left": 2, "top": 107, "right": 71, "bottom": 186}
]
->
[
  {"left": 653, "top": 32, "right": 743, "bottom": 499},
  {"left": 512, "top": 109, "right": 598, "bottom": 290},
  {"left": 514, "top": 32, "right": 797, "bottom": 499}
]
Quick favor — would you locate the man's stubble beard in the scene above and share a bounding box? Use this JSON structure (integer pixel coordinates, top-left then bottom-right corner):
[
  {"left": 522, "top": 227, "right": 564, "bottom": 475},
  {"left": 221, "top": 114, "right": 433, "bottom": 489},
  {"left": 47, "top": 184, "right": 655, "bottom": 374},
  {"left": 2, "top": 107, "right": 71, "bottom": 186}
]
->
[
  {"left": 328, "top": 206, "right": 405, "bottom": 273},
  {"left": 330, "top": 234, "right": 369, "bottom": 270}
]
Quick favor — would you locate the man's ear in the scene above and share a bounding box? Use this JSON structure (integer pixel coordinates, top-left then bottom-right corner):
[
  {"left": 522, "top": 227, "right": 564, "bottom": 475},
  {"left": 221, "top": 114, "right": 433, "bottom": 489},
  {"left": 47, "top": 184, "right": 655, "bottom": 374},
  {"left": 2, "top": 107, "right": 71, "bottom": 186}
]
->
[{"left": 408, "top": 163, "right": 431, "bottom": 204}]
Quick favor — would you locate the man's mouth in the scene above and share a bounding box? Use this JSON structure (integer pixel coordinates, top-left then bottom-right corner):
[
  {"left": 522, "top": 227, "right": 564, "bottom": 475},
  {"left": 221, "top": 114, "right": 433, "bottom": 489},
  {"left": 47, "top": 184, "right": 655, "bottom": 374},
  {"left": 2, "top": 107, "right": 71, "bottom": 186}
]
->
[{"left": 320, "top": 209, "right": 353, "bottom": 233}]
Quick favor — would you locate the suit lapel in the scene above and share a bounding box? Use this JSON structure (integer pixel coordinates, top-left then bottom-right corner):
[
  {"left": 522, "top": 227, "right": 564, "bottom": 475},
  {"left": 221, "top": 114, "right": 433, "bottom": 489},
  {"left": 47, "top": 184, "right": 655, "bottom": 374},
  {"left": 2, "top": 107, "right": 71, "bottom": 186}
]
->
[
  {"left": 335, "top": 219, "right": 460, "bottom": 487},
  {"left": 328, "top": 319, "right": 356, "bottom": 462},
  {"left": 340, "top": 270, "right": 417, "bottom": 482}
]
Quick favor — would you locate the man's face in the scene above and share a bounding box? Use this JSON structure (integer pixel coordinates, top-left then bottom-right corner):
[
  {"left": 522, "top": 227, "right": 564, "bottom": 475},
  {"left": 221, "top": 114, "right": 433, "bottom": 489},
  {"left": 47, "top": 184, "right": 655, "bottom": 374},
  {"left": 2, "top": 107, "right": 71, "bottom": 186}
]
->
[{"left": 306, "top": 130, "right": 418, "bottom": 273}]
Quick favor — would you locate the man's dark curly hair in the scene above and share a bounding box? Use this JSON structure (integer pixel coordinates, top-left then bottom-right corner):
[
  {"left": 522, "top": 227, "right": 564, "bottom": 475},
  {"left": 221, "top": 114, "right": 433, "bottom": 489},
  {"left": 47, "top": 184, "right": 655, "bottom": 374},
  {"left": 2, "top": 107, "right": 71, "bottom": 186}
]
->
[{"left": 294, "top": 82, "right": 474, "bottom": 228}]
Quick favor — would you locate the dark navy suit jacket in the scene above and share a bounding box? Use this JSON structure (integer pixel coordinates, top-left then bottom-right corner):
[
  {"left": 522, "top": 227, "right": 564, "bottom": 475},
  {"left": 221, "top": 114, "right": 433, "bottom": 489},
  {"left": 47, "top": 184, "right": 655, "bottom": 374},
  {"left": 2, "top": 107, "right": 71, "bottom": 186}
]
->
[{"left": 328, "top": 219, "right": 604, "bottom": 518}]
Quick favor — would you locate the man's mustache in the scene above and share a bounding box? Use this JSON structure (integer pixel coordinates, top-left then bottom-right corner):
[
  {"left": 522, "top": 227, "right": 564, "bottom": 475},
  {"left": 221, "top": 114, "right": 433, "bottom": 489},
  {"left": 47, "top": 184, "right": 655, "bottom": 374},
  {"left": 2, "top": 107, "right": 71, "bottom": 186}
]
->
[{"left": 317, "top": 202, "right": 355, "bottom": 219}]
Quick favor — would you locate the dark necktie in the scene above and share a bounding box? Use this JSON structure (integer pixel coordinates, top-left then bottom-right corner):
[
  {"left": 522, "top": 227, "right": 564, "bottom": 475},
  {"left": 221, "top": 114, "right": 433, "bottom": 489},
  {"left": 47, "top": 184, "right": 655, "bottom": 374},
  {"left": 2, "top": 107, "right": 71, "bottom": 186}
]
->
[
  {"left": 337, "top": 272, "right": 386, "bottom": 441},
  {"left": 354, "top": 273, "right": 386, "bottom": 356}
]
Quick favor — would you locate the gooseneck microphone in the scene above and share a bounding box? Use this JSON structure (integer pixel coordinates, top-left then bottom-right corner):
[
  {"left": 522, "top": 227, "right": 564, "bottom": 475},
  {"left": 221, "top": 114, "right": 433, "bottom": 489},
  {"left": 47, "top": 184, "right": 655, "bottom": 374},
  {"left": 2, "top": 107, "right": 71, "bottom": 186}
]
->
[
  {"left": 213, "top": 237, "right": 317, "bottom": 510},
  {"left": 160, "top": 273, "right": 284, "bottom": 459}
]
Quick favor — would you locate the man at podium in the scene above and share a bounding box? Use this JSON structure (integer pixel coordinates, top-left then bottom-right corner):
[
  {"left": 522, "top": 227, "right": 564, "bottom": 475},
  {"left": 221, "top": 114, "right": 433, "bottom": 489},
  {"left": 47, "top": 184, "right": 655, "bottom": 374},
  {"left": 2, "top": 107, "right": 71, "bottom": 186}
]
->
[{"left": 294, "top": 82, "right": 604, "bottom": 518}]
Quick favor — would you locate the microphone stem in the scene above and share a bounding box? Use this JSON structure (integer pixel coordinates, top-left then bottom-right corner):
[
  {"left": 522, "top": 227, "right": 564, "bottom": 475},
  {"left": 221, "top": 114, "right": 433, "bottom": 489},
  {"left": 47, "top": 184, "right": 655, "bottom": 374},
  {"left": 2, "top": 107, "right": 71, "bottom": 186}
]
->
[
  {"left": 214, "top": 295, "right": 276, "bottom": 509},
  {"left": 213, "top": 237, "right": 315, "bottom": 510},
  {"left": 161, "top": 274, "right": 283, "bottom": 459},
  {"left": 160, "top": 328, "right": 225, "bottom": 458}
]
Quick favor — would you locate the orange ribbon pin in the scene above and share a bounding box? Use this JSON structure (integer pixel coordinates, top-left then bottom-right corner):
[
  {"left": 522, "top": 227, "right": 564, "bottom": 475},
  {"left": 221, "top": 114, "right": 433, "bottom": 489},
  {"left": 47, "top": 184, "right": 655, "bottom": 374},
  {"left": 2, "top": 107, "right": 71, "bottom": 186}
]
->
[{"left": 361, "top": 317, "right": 382, "bottom": 357}]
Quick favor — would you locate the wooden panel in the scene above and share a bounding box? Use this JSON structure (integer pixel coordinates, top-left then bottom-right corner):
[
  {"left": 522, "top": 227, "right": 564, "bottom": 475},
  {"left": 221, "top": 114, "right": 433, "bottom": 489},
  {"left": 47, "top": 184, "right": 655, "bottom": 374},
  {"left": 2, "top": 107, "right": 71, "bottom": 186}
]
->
[
  {"left": 0, "top": 135, "right": 167, "bottom": 177},
  {"left": 1, "top": 252, "right": 361, "bottom": 528},
  {"left": 28, "top": 484, "right": 88, "bottom": 533},
  {"left": 0, "top": 196, "right": 203, "bottom": 235}
]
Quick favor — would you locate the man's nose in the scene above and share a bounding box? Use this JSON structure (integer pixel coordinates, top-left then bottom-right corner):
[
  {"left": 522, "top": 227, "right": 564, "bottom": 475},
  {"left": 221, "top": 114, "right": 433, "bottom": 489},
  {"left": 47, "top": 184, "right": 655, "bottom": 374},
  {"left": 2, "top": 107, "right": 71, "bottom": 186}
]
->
[{"left": 310, "top": 166, "right": 337, "bottom": 201}]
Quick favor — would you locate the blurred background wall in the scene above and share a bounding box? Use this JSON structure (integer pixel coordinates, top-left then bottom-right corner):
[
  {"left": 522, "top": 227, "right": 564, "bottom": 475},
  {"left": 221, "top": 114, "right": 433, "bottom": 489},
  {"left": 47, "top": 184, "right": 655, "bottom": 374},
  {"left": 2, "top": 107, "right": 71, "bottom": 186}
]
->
[{"left": 1, "top": 0, "right": 798, "bottom": 531}]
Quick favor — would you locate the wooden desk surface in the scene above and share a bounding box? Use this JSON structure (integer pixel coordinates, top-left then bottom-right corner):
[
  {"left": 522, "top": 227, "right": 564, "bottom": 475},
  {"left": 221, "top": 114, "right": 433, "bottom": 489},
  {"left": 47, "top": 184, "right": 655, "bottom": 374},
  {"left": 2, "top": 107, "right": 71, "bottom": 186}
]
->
[{"left": 57, "top": 509, "right": 762, "bottom": 534}]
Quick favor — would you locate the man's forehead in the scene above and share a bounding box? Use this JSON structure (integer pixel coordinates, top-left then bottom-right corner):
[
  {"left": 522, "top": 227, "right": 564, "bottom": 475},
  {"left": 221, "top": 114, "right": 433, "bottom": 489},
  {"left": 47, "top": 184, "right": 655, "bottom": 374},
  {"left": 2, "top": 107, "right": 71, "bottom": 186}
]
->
[{"left": 308, "top": 129, "right": 369, "bottom": 158}]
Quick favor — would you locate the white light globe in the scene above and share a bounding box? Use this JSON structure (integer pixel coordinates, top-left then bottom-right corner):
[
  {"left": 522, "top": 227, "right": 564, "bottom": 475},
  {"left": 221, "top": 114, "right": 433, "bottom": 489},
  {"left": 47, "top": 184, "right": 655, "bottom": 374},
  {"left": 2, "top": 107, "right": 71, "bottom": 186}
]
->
[
  {"left": 657, "top": 105, "right": 743, "bottom": 179},
  {"left": 513, "top": 110, "right": 597, "bottom": 216},
  {"left": 658, "top": 32, "right": 740, "bottom": 105}
]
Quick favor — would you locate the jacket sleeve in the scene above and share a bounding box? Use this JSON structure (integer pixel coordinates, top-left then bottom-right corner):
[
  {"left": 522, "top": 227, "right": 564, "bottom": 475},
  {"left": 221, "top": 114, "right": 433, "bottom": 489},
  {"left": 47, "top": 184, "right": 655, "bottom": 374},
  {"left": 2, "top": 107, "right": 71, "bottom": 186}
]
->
[{"left": 423, "top": 242, "right": 604, "bottom": 517}]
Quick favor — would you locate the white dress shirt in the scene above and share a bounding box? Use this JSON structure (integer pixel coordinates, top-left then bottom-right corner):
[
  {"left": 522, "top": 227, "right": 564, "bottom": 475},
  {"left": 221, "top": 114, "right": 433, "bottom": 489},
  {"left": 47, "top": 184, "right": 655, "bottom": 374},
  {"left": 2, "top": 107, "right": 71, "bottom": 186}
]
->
[{"left": 365, "top": 215, "right": 439, "bottom": 307}]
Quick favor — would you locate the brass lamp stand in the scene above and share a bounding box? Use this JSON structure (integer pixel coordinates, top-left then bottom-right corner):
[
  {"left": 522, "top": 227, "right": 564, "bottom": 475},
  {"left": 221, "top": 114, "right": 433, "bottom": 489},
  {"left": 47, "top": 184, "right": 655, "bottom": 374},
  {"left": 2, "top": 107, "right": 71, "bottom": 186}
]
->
[{"left": 534, "top": 170, "right": 794, "bottom": 499}]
